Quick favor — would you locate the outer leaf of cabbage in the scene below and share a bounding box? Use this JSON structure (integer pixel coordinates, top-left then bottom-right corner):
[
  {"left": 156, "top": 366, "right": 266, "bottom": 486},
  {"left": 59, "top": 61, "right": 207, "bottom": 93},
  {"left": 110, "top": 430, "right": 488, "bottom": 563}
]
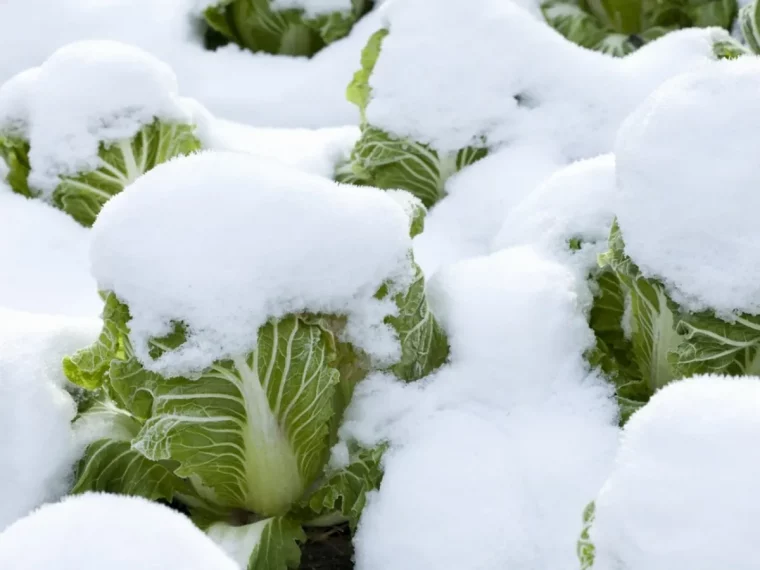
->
[
  {"left": 577, "top": 501, "right": 596, "bottom": 570},
  {"left": 344, "top": 28, "right": 487, "bottom": 206},
  {"left": 542, "top": 1, "right": 644, "bottom": 55},
  {"left": 0, "top": 120, "right": 200, "bottom": 227},
  {"left": 670, "top": 311, "right": 760, "bottom": 378},
  {"left": 712, "top": 36, "right": 751, "bottom": 59},
  {"left": 204, "top": 0, "right": 369, "bottom": 57},
  {"left": 600, "top": 221, "right": 682, "bottom": 414},
  {"left": 582, "top": 0, "right": 735, "bottom": 34},
  {"left": 52, "top": 121, "right": 201, "bottom": 227},
  {"left": 71, "top": 398, "right": 197, "bottom": 503},
  {"left": 583, "top": 0, "right": 644, "bottom": 33},
  {"left": 740, "top": 0, "right": 760, "bottom": 53},
  {"left": 295, "top": 445, "right": 384, "bottom": 530},
  {"left": 346, "top": 28, "right": 387, "bottom": 121},
  {"left": 347, "top": 127, "right": 487, "bottom": 208},
  {"left": 544, "top": 0, "right": 738, "bottom": 55},
  {"left": 685, "top": 0, "right": 737, "bottom": 29},
  {"left": 0, "top": 137, "right": 33, "bottom": 197},
  {"left": 385, "top": 263, "right": 450, "bottom": 381},
  {"left": 586, "top": 268, "right": 642, "bottom": 408},
  {"left": 63, "top": 292, "right": 130, "bottom": 390},
  {"left": 207, "top": 517, "right": 305, "bottom": 570}
]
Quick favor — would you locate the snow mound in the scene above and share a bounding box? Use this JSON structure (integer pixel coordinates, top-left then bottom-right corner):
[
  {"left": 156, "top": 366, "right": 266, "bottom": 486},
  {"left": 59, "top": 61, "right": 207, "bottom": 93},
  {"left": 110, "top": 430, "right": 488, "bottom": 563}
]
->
[
  {"left": 412, "top": 144, "right": 563, "bottom": 276},
  {"left": 367, "top": 0, "right": 730, "bottom": 156},
  {"left": 591, "top": 374, "right": 760, "bottom": 570},
  {"left": 342, "top": 246, "right": 619, "bottom": 570},
  {"left": 0, "top": 40, "right": 191, "bottom": 196},
  {"left": 354, "top": 402, "right": 618, "bottom": 570},
  {"left": 0, "top": 187, "right": 100, "bottom": 317},
  {"left": 91, "top": 150, "right": 415, "bottom": 376},
  {"left": 0, "top": 493, "right": 239, "bottom": 570},
  {"left": 493, "top": 153, "right": 617, "bottom": 277},
  {"left": 192, "top": 105, "right": 359, "bottom": 179},
  {"left": 615, "top": 57, "right": 760, "bottom": 315},
  {"left": 0, "top": 309, "right": 100, "bottom": 531}
]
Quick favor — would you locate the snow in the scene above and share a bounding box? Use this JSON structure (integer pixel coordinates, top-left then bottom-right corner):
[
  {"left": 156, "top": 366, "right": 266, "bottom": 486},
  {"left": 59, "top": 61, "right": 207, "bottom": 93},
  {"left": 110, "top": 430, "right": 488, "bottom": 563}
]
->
[
  {"left": 190, "top": 100, "right": 359, "bottom": 179},
  {"left": 342, "top": 246, "right": 620, "bottom": 570},
  {"left": 615, "top": 57, "right": 760, "bottom": 315},
  {"left": 91, "top": 150, "right": 415, "bottom": 376},
  {"left": 366, "top": 0, "right": 733, "bottom": 156},
  {"left": 0, "top": 40, "right": 192, "bottom": 196},
  {"left": 207, "top": 521, "right": 265, "bottom": 569},
  {"left": 0, "top": 493, "right": 239, "bottom": 570},
  {"left": 1, "top": 1, "right": 757, "bottom": 568},
  {"left": 0, "top": 187, "right": 100, "bottom": 318},
  {"left": 493, "top": 154, "right": 617, "bottom": 278},
  {"left": 413, "top": 143, "right": 563, "bottom": 276},
  {"left": 354, "top": 403, "right": 618, "bottom": 570},
  {"left": 0, "top": 0, "right": 384, "bottom": 128},
  {"left": 0, "top": 68, "right": 39, "bottom": 137},
  {"left": 590, "top": 375, "right": 760, "bottom": 570},
  {"left": 0, "top": 309, "right": 100, "bottom": 531}
]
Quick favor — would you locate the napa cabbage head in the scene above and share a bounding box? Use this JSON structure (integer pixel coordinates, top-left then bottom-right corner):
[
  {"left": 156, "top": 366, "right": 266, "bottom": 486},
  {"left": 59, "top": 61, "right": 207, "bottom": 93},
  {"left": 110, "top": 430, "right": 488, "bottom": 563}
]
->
[
  {"left": 542, "top": 0, "right": 739, "bottom": 56},
  {"left": 203, "top": 0, "right": 371, "bottom": 57},
  {"left": 0, "top": 122, "right": 201, "bottom": 227},
  {"left": 337, "top": 28, "right": 488, "bottom": 207},
  {"left": 63, "top": 193, "right": 447, "bottom": 569},
  {"left": 0, "top": 41, "right": 203, "bottom": 227},
  {"left": 592, "top": 218, "right": 760, "bottom": 423}
]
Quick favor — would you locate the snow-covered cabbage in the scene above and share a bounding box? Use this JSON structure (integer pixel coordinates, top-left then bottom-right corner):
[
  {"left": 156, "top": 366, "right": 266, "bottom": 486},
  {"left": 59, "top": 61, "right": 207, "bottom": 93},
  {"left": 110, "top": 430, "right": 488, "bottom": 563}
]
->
[
  {"left": 0, "top": 493, "right": 239, "bottom": 570},
  {"left": 579, "top": 375, "right": 760, "bottom": 570},
  {"left": 543, "top": 0, "right": 739, "bottom": 56},
  {"left": 202, "top": 0, "right": 371, "bottom": 57},
  {"left": 589, "top": 58, "right": 760, "bottom": 418},
  {"left": 0, "top": 40, "right": 201, "bottom": 227},
  {"left": 63, "top": 151, "right": 447, "bottom": 569},
  {"left": 338, "top": 0, "right": 743, "bottom": 208}
]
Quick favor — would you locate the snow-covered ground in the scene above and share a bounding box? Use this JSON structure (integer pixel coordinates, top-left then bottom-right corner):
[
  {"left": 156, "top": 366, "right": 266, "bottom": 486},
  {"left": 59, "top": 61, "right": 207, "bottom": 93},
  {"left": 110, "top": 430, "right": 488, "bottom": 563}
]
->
[{"left": 1, "top": 0, "right": 759, "bottom": 569}]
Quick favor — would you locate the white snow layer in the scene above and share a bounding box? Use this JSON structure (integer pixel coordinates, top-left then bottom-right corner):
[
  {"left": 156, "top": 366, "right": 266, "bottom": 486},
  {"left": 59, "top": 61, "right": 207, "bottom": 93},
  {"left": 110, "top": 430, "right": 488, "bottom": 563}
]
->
[
  {"left": 0, "top": 0, "right": 384, "bottom": 128},
  {"left": 192, "top": 105, "right": 359, "bottom": 179},
  {"left": 0, "top": 493, "right": 239, "bottom": 570},
  {"left": 0, "top": 187, "right": 101, "bottom": 318},
  {"left": 413, "top": 143, "right": 563, "bottom": 276},
  {"left": 343, "top": 246, "right": 620, "bottom": 570},
  {"left": 0, "top": 40, "right": 191, "bottom": 195},
  {"left": 590, "top": 375, "right": 760, "bottom": 570},
  {"left": 0, "top": 309, "right": 100, "bottom": 531},
  {"left": 400, "top": 0, "right": 734, "bottom": 272},
  {"left": 91, "top": 150, "right": 415, "bottom": 376},
  {"left": 367, "top": 0, "right": 734, "bottom": 156},
  {"left": 493, "top": 153, "right": 618, "bottom": 278},
  {"left": 615, "top": 57, "right": 760, "bottom": 315}
]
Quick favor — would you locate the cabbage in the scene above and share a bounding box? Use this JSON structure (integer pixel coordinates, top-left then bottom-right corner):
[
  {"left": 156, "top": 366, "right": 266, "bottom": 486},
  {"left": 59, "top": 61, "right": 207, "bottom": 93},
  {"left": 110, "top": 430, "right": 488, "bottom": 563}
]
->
[{"left": 203, "top": 0, "right": 371, "bottom": 57}]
